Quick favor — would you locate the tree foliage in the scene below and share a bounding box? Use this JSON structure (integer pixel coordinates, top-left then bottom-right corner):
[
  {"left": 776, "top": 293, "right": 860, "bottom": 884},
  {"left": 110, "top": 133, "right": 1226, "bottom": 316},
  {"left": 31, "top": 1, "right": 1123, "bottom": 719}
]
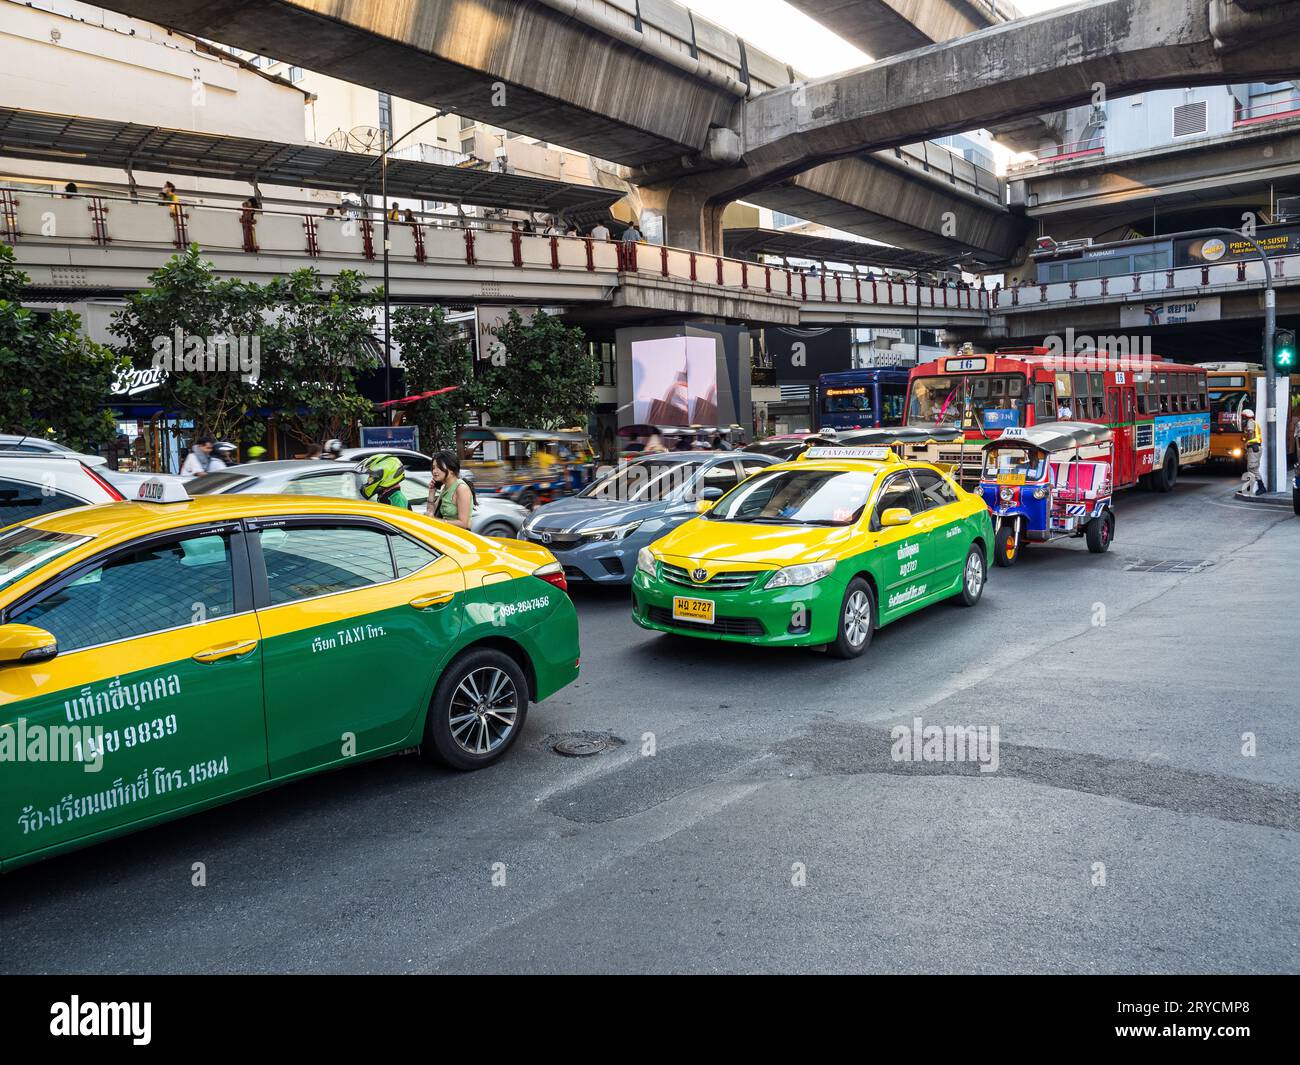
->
[
  {"left": 477, "top": 310, "right": 596, "bottom": 429},
  {"left": 110, "top": 245, "right": 267, "bottom": 442},
  {"left": 261, "top": 268, "right": 381, "bottom": 446},
  {"left": 0, "top": 244, "right": 128, "bottom": 451},
  {"left": 390, "top": 304, "right": 482, "bottom": 452}
]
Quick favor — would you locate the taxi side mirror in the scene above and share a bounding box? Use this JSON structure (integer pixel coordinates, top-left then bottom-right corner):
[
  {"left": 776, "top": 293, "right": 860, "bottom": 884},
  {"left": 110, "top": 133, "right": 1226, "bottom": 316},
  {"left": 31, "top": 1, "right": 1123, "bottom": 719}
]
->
[
  {"left": 0, "top": 624, "right": 59, "bottom": 665},
  {"left": 880, "top": 507, "right": 913, "bottom": 527}
]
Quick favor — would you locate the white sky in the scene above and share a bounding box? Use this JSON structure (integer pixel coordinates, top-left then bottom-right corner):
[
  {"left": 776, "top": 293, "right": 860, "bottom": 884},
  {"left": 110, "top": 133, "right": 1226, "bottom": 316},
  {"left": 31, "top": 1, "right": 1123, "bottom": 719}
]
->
[{"left": 679, "top": 0, "right": 1077, "bottom": 76}]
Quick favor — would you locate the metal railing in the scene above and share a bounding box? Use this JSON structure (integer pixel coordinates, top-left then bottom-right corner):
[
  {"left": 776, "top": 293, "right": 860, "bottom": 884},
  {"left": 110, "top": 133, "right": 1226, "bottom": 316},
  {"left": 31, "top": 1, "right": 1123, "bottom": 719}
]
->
[
  {"left": 1234, "top": 95, "right": 1300, "bottom": 127},
  {"left": 1006, "top": 137, "right": 1105, "bottom": 172},
  {"left": 1, "top": 186, "right": 993, "bottom": 316}
]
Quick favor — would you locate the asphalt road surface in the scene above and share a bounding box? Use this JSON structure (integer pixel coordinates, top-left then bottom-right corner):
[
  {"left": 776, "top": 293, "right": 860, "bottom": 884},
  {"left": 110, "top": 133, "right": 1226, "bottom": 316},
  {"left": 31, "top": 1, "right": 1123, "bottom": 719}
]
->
[{"left": 3, "top": 469, "right": 1297, "bottom": 974}]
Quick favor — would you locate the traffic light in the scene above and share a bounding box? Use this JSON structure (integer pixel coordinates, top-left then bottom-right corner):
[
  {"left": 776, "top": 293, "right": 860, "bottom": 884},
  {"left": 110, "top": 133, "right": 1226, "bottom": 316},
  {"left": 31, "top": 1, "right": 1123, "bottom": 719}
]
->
[{"left": 1275, "top": 329, "right": 1296, "bottom": 372}]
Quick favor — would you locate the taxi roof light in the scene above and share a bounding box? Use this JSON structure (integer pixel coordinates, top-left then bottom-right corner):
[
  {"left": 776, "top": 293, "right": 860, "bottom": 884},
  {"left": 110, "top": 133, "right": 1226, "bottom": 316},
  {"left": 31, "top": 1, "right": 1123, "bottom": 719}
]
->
[
  {"left": 801, "top": 445, "right": 898, "bottom": 462},
  {"left": 132, "top": 478, "right": 191, "bottom": 504}
]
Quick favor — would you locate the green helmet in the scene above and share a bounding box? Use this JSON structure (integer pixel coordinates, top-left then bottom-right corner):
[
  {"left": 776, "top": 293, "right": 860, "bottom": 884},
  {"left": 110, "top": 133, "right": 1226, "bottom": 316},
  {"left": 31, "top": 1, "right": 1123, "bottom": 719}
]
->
[{"left": 355, "top": 453, "right": 405, "bottom": 501}]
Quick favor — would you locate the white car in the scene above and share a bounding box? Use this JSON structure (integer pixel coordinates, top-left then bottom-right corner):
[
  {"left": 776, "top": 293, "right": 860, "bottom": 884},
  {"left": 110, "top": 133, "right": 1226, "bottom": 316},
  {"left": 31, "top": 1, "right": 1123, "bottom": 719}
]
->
[
  {"left": 186, "top": 460, "right": 528, "bottom": 538},
  {"left": 0, "top": 454, "right": 125, "bottom": 526}
]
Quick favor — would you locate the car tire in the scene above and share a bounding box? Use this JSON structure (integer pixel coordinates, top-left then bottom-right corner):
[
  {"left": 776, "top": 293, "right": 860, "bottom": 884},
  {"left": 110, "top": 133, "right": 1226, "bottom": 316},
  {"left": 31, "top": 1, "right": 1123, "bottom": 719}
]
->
[
  {"left": 993, "top": 521, "right": 1019, "bottom": 567},
  {"left": 1086, "top": 510, "right": 1115, "bottom": 553},
  {"left": 1151, "top": 448, "right": 1178, "bottom": 492},
  {"left": 423, "top": 648, "right": 529, "bottom": 771},
  {"left": 827, "top": 577, "right": 875, "bottom": 659},
  {"left": 516, "top": 490, "right": 538, "bottom": 510},
  {"left": 956, "top": 544, "right": 986, "bottom": 607},
  {"left": 479, "top": 521, "right": 516, "bottom": 539}
]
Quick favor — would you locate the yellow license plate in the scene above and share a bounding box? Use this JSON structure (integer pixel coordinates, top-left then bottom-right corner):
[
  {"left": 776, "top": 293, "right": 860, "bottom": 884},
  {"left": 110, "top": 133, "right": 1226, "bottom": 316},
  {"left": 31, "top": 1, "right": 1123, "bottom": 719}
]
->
[
  {"left": 997, "top": 473, "right": 1026, "bottom": 486},
  {"left": 672, "top": 596, "right": 715, "bottom": 624}
]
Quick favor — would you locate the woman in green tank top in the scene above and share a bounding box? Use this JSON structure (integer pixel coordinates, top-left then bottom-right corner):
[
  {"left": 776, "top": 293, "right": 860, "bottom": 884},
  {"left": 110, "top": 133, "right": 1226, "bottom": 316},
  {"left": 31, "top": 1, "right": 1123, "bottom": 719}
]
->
[{"left": 427, "top": 450, "right": 474, "bottom": 530}]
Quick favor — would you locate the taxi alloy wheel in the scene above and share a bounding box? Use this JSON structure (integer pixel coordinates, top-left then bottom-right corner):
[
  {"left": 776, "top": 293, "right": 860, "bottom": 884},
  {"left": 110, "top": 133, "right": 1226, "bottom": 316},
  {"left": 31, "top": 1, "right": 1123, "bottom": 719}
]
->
[
  {"left": 828, "top": 577, "right": 875, "bottom": 659},
  {"left": 425, "top": 648, "right": 530, "bottom": 770},
  {"left": 958, "top": 544, "right": 986, "bottom": 607}
]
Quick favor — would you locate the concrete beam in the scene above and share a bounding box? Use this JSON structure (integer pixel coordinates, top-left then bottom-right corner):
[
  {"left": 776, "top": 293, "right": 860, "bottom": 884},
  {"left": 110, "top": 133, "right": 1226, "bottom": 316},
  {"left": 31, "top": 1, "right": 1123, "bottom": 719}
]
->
[
  {"left": 83, "top": 0, "right": 744, "bottom": 168},
  {"left": 1010, "top": 119, "right": 1300, "bottom": 224},
  {"left": 747, "top": 153, "right": 1026, "bottom": 262},
  {"left": 740, "top": 0, "right": 1300, "bottom": 192},
  {"left": 786, "top": 0, "right": 1005, "bottom": 60}
]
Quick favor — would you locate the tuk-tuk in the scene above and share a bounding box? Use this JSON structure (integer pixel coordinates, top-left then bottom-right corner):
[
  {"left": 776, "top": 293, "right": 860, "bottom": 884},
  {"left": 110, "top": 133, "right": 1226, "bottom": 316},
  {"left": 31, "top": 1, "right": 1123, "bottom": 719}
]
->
[
  {"left": 458, "top": 426, "right": 592, "bottom": 508},
  {"left": 978, "top": 422, "right": 1115, "bottom": 566}
]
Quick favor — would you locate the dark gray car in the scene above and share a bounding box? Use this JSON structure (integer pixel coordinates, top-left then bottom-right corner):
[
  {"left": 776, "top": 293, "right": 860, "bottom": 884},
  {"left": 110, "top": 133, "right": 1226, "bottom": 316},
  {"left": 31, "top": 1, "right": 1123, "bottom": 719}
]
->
[{"left": 518, "top": 451, "right": 777, "bottom": 584}]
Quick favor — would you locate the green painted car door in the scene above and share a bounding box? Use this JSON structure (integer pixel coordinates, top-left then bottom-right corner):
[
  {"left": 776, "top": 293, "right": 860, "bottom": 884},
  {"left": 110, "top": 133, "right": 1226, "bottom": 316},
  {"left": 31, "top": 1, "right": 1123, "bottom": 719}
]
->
[
  {"left": 868, "top": 471, "right": 932, "bottom": 623},
  {"left": 910, "top": 469, "right": 970, "bottom": 595},
  {"left": 248, "top": 517, "right": 464, "bottom": 778},
  {"left": 0, "top": 524, "right": 266, "bottom": 864}
]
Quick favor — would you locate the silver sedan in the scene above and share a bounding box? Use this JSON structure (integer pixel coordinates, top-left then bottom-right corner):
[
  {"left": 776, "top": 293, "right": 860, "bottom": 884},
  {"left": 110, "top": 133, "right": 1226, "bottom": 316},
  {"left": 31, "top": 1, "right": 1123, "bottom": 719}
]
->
[{"left": 186, "top": 460, "right": 527, "bottom": 538}]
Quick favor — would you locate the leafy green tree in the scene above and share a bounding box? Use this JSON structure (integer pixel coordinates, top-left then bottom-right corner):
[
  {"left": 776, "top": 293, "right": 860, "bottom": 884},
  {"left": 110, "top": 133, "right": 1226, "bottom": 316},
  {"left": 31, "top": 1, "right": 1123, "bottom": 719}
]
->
[
  {"left": 110, "top": 245, "right": 267, "bottom": 442},
  {"left": 0, "top": 244, "right": 128, "bottom": 451},
  {"left": 390, "top": 304, "right": 483, "bottom": 451},
  {"left": 478, "top": 310, "right": 597, "bottom": 429},
  {"left": 261, "top": 268, "right": 381, "bottom": 447}
]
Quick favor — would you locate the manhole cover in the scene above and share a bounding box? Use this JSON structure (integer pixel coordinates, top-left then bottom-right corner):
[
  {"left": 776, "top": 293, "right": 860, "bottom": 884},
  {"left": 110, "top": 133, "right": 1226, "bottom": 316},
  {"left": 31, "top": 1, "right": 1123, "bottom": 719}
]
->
[
  {"left": 1124, "top": 559, "right": 1215, "bottom": 574},
  {"left": 551, "top": 731, "right": 625, "bottom": 757}
]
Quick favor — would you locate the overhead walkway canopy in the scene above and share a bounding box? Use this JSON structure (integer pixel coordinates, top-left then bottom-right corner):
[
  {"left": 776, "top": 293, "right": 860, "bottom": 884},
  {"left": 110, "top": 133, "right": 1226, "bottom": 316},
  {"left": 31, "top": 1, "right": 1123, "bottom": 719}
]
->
[
  {"left": 0, "top": 107, "right": 624, "bottom": 223},
  {"left": 723, "top": 228, "right": 967, "bottom": 271}
]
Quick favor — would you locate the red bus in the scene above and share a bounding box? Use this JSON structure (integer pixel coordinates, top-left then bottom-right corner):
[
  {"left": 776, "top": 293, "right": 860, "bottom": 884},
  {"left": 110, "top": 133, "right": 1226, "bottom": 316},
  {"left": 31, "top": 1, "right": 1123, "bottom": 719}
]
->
[{"left": 905, "top": 347, "right": 1210, "bottom": 489}]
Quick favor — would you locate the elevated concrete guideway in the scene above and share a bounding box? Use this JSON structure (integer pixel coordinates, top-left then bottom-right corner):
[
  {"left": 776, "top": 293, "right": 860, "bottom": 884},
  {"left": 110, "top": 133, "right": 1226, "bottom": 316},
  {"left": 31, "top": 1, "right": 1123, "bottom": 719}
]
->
[{"left": 788, "top": 0, "right": 1012, "bottom": 61}]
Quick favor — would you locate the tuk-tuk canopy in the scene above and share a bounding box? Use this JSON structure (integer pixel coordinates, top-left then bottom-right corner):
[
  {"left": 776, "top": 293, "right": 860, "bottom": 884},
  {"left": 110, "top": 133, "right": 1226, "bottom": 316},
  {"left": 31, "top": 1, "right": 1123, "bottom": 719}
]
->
[{"left": 981, "top": 421, "right": 1113, "bottom": 453}]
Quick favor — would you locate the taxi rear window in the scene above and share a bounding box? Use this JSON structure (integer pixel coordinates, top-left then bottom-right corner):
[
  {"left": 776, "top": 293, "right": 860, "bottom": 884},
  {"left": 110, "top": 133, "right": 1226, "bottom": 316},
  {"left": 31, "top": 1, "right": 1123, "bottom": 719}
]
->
[{"left": 0, "top": 526, "right": 91, "bottom": 594}]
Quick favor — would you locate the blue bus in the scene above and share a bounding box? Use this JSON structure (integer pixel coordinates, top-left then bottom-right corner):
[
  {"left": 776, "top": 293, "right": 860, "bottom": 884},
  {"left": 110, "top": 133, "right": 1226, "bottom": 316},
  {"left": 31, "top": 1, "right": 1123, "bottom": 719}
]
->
[{"left": 815, "top": 368, "right": 911, "bottom": 431}]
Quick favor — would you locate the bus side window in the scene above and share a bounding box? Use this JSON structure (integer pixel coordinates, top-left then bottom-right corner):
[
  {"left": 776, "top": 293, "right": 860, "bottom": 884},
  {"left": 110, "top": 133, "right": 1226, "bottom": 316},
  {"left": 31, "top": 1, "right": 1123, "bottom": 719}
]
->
[{"left": 1072, "top": 372, "right": 1089, "bottom": 419}]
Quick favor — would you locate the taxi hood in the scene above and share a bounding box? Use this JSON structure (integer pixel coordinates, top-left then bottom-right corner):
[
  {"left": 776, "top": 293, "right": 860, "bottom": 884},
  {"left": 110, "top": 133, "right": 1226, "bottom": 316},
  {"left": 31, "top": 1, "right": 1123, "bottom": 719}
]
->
[{"left": 655, "top": 517, "right": 856, "bottom": 566}]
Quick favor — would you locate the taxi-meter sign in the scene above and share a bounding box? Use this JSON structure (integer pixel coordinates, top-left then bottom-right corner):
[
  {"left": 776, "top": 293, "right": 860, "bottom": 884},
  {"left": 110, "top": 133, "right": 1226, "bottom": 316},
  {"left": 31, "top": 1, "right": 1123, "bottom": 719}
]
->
[{"left": 805, "top": 446, "right": 892, "bottom": 460}]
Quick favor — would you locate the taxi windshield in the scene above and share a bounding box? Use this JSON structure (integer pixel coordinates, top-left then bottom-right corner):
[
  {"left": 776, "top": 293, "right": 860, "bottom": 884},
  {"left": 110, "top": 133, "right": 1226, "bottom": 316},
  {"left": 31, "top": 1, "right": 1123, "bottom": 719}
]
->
[
  {"left": 706, "top": 469, "right": 877, "bottom": 526},
  {"left": 0, "top": 526, "right": 90, "bottom": 593},
  {"left": 580, "top": 460, "right": 698, "bottom": 503},
  {"left": 984, "top": 447, "right": 1046, "bottom": 481}
]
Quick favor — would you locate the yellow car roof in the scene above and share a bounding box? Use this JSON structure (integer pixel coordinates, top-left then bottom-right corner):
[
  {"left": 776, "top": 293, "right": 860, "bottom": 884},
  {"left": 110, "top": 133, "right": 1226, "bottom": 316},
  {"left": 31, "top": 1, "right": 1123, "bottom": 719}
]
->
[{"left": 18, "top": 494, "right": 423, "bottom": 543}]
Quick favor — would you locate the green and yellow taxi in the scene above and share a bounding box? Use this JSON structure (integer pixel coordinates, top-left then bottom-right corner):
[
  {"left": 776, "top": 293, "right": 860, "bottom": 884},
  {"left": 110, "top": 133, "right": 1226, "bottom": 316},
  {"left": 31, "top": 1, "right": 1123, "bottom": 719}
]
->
[
  {"left": 631, "top": 445, "right": 993, "bottom": 658},
  {"left": 0, "top": 480, "right": 579, "bottom": 871}
]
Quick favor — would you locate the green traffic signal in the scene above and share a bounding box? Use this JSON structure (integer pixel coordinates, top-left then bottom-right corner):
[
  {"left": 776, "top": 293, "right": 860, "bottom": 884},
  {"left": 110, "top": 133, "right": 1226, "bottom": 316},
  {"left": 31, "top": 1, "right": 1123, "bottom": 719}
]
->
[{"left": 1275, "top": 329, "right": 1296, "bottom": 371}]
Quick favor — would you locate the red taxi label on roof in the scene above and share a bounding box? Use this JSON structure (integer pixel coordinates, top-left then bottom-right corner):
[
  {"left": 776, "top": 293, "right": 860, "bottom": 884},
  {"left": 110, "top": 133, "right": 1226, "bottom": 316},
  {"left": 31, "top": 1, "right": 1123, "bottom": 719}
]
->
[{"left": 134, "top": 478, "right": 190, "bottom": 503}]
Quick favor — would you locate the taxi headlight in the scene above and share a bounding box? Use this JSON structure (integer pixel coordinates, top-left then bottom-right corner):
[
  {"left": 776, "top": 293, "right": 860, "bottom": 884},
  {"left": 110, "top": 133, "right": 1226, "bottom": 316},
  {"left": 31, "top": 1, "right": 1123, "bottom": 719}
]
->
[
  {"left": 765, "top": 560, "right": 836, "bottom": 589},
  {"left": 585, "top": 520, "right": 642, "bottom": 542},
  {"left": 999, "top": 487, "right": 1014, "bottom": 502},
  {"left": 636, "top": 547, "right": 657, "bottom": 578},
  {"left": 1032, "top": 487, "right": 1049, "bottom": 499}
]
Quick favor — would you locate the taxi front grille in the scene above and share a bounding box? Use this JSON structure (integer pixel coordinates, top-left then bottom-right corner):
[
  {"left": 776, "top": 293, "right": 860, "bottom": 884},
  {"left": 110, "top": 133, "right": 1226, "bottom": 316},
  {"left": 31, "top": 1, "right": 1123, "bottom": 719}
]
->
[
  {"left": 659, "top": 562, "right": 759, "bottom": 590},
  {"left": 647, "top": 605, "right": 765, "bottom": 636}
]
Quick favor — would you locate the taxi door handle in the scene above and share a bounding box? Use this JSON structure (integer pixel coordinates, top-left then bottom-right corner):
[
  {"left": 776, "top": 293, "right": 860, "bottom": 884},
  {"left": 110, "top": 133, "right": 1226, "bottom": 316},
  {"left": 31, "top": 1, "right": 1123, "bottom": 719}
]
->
[
  {"left": 193, "top": 639, "right": 258, "bottom": 664},
  {"left": 410, "top": 591, "right": 454, "bottom": 609}
]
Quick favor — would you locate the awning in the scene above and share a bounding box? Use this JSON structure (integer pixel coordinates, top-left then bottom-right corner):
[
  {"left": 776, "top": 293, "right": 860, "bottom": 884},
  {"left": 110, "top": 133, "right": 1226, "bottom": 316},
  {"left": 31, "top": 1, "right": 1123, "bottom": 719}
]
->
[
  {"left": 723, "top": 227, "right": 972, "bottom": 271},
  {"left": 0, "top": 107, "right": 625, "bottom": 223}
]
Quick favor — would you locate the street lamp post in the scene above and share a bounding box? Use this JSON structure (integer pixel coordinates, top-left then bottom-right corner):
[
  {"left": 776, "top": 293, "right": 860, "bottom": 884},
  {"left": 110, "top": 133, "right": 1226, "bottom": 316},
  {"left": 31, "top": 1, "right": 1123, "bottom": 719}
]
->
[{"left": 368, "top": 113, "right": 441, "bottom": 421}]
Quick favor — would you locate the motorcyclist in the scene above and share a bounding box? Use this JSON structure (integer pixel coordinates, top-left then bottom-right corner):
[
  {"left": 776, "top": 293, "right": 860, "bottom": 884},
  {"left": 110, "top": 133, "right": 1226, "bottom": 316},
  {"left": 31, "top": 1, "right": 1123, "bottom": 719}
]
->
[
  {"left": 354, "top": 453, "right": 409, "bottom": 509},
  {"left": 322, "top": 438, "right": 345, "bottom": 460}
]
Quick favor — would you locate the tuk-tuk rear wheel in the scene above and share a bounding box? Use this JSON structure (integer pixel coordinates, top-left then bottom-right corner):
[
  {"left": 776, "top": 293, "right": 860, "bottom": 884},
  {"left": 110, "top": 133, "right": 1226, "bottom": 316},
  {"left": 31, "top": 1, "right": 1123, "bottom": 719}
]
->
[
  {"left": 994, "top": 523, "right": 1019, "bottom": 567},
  {"left": 1086, "top": 510, "right": 1114, "bottom": 553}
]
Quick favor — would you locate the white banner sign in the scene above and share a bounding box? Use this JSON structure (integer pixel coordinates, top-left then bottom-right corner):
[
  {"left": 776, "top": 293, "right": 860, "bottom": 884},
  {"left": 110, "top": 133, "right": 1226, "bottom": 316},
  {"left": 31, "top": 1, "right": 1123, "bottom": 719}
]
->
[{"left": 1119, "top": 297, "right": 1221, "bottom": 328}]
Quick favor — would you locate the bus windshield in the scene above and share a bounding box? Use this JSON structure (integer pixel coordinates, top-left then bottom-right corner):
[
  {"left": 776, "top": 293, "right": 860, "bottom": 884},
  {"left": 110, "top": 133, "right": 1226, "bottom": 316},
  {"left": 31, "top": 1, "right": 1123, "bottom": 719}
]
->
[
  {"left": 908, "top": 373, "right": 1027, "bottom": 430},
  {"left": 1208, "top": 389, "right": 1246, "bottom": 429},
  {"left": 821, "top": 387, "right": 871, "bottom": 417}
]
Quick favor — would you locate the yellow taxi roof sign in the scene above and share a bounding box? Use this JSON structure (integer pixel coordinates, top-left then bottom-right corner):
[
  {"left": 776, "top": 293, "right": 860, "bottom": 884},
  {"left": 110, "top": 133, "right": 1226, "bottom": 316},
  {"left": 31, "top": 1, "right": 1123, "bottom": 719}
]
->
[{"left": 800, "top": 445, "right": 900, "bottom": 463}]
